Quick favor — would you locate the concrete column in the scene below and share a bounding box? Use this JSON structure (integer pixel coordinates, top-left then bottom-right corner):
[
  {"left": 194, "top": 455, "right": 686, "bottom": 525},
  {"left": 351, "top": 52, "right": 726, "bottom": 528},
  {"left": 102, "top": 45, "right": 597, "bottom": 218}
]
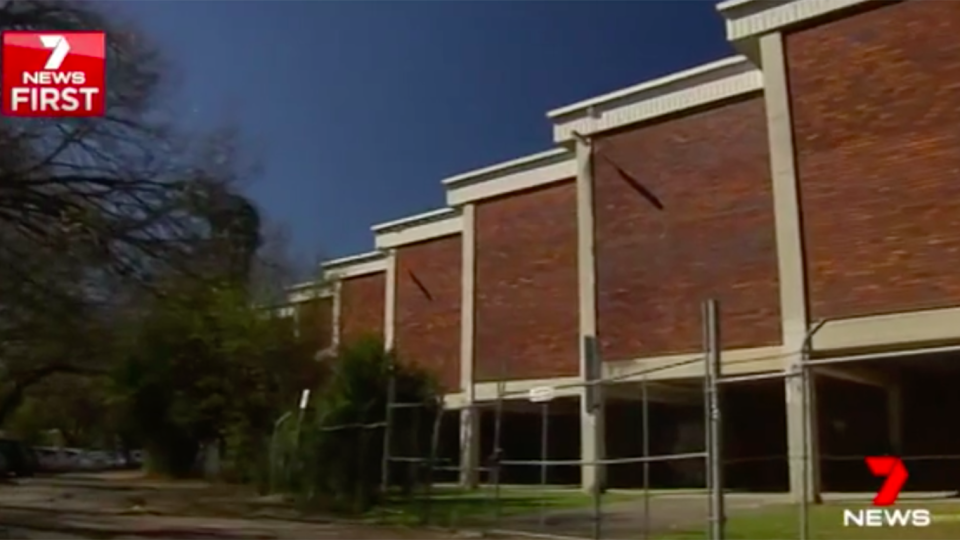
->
[
  {"left": 759, "top": 31, "right": 820, "bottom": 502},
  {"left": 292, "top": 300, "right": 302, "bottom": 339},
  {"left": 459, "top": 204, "right": 480, "bottom": 488},
  {"left": 575, "top": 134, "right": 605, "bottom": 493},
  {"left": 384, "top": 249, "right": 397, "bottom": 351},
  {"left": 331, "top": 280, "right": 342, "bottom": 348}
]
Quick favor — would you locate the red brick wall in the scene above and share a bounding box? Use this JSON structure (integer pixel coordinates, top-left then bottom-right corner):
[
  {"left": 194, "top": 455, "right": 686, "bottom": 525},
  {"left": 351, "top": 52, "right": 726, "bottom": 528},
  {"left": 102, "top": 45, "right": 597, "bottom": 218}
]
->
[
  {"left": 395, "top": 235, "right": 462, "bottom": 391},
  {"left": 339, "top": 272, "right": 386, "bottom": 344},
  {"left": 787, "top": 1, "right": 960, "bottom": 321},
  {"left": 593, "top": 97, "right": 782, "bottom": 360},
  {"left": 475, "top": 181, "right": 580, "bottom": 380},
  {"left": 297, "top": 297, "right": 334, "bottom": 351}
]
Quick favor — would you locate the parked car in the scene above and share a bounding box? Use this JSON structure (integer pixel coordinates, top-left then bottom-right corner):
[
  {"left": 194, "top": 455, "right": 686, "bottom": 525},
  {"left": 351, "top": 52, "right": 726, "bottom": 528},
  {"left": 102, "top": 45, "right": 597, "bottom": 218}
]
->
[
  {"left": 0, "top": 438, "right": 36, "bottom": 477},
  {"left": 70, "top": 449, "right": 94, "bottom": 470},
  {"left": 84, "top": 450, "right": 113, "bottom": 469},
  {"left": 33, "top": 446, "right": 88, "bottom": 471},
  {"left": 33, "top": 446, "right": 61, "bottom": 471}
]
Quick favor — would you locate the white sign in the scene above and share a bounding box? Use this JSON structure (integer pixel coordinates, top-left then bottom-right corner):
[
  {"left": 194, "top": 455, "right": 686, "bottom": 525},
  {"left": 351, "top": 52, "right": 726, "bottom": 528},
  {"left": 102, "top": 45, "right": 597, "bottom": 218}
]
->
[
  {"left": 298, "top": 389, "right": 311, "bottom": 410},
  {"left": 528, "top": 386, "right": 556, "bottom": 403}
]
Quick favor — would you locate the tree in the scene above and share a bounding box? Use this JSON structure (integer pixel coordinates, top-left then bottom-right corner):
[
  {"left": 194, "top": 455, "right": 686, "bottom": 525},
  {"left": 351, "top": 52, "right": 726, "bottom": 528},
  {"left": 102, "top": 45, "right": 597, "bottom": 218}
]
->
[
  {"left": 2, "top": 0, "right": 181, "bottom": 278},
  {"left": 249, "top": 221, "right": 323, "bottom": 307},
  {"left": 0, "top": 0, "right": 263, "bottom": 426},
  {"left": 0, "top": 234, "right": 115, "bottom": 426},
  {"left": 5, "top": 374, "right": 115, "bottom": 449},
  {"left": 0, "top": 1, "right": 265, "bottom": 287},
  {"left": 0, "top": 3, "right": 342, "bottom": 491},
  {"left": 110, "top": 280, "right": 320, "bottom": 477}
]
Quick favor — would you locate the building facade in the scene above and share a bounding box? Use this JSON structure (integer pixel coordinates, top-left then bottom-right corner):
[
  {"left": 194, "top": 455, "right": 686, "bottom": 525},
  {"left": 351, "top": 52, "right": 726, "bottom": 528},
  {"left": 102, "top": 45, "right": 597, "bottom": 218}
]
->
[{"left": 285, "top": 0, "right": 960, "bottom": 499}]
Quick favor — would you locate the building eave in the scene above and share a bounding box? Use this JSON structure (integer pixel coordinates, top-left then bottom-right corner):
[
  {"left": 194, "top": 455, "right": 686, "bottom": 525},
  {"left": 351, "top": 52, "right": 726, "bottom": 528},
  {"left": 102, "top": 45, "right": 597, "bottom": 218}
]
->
[
  {"left": 284, "top": 280, "right": 333, "bottom": 303},
  {"left": 716, "top": 0, "right": 876, "bottom": 44},
  {"left": 442, "top": 148, "right": 576, "bottom": 206},
  {"left": 372, "top": 207, "right": 463, "bottom": 249},
  {"left": 547, "top": 55, "right": 763, "bottom": 143},
  {"left": 321, "top": 251, "right": 387, "bottom": 279}
]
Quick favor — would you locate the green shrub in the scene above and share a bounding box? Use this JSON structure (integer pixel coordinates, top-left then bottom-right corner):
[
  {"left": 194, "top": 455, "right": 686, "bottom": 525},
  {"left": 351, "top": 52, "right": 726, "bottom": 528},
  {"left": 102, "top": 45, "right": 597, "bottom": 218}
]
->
[{"left": 279, "top": 335, "right": 439, "bottom": 514}]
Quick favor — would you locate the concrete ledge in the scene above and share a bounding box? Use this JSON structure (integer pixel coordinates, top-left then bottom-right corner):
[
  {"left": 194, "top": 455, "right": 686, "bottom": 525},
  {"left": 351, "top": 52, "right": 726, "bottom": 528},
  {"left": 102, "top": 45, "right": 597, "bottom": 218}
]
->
[
  {"left": 548, "top": 56, "right": 762, "bottom": 143},
  {"left": 322, "top": 251, "right": 387, "bottom": 279},
  {"left": 444, "top": 392, "right": 467, "bottom": 409},
  {"left": 813, "top": 306, "right": 960, "bottom": 353},
  {"left": 717, "top": 0, "right": 874, "bottom": 46},
  {"left": 605, "top": 346, "right": 787, "bottom": 382},
  {"left": 443, "top": 148, "right": 575, "bottom": 206},
  {"left": 274, "top": 305, "right": 296, "bottom": 318},
  {"left": 372, "top": 208, "right": 462, "bottom": 249},
  {"left": 472, "top": 376, "right": 582, "bottom": 402},
  {"left": 604, "top": 382, "right": 701, "bottom": 405},
  {"left": 453, "top": 346, "right": 785, "bottom": 406},
  {"left": 284, "top": 281, "right": 333, "bottom": 304}
]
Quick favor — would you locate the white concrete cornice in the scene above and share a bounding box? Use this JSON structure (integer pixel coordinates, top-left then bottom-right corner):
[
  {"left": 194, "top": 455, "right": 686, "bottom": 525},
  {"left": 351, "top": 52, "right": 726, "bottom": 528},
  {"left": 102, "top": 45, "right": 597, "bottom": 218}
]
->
[
  {"left": 812, "top": 306, "right": 960, "bottom": 354},
  {"left": 442, "top": 148, "right": 575, "bottom": 206},
  {"left": 284, "top": 280, "right": 333, "bottom": 304},
  {"left": 321, "top": 251, "right": 387, "bottom": 279},
  {"left": 548, "top": 56, "right": 763, "bottom": 143},
  {"left": 717, "top": 0, "right": 875, "bottom": 44},
  {"left": 372, "top": 207, "right": 463, "bottom": 249}
]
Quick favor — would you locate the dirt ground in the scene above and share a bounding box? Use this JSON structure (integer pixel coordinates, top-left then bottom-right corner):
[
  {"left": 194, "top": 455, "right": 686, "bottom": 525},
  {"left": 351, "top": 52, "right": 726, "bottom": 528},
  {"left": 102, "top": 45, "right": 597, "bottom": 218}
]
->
[
  {"left": 8, "top": 472, "right": 904, "bottom": 539},
  {"left": 0, "top": 471, "right": 483, "bottom": 539}
]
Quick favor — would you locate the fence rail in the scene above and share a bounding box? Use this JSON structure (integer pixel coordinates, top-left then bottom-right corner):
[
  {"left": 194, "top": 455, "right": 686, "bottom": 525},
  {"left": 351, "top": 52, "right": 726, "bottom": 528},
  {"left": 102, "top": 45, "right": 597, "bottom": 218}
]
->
[{"left": 267, "top": 298, "right": 954, "bottom": 540}]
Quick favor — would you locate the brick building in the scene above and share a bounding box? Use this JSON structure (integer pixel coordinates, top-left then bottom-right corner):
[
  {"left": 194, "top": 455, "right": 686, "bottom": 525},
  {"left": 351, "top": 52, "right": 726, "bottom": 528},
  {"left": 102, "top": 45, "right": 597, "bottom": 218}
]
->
[{"left": 284, "top": 0, "right": 960, "bottom": 500}]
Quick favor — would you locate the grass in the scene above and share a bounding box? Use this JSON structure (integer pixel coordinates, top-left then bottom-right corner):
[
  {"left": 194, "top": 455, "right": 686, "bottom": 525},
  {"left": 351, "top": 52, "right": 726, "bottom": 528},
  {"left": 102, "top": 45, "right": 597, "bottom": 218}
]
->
[
  {"left": 373, "top": 487, "right": 960, "bottom": 539},
  {"left": 661, "top": 502, "right": 960, "bottom": 540},
  {"left": 372, "top": 485, "right": 642, "bottom": 528}
]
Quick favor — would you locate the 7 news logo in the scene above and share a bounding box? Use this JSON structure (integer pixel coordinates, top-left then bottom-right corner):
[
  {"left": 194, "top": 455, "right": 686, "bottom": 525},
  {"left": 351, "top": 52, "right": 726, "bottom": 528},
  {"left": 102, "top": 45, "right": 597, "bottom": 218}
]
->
[
  {"left": 1, "top": 31, "right": 106, "bottom": 117},
  {"left": 843, "top": 456, "right": 932, "bottom": 528}
]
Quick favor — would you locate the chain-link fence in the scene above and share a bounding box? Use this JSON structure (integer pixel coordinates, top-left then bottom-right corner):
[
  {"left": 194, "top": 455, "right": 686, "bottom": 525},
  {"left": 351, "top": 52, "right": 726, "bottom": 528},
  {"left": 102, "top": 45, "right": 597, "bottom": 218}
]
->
[{"left": 268, "top": 299, "right": 960, "bottom": 539}]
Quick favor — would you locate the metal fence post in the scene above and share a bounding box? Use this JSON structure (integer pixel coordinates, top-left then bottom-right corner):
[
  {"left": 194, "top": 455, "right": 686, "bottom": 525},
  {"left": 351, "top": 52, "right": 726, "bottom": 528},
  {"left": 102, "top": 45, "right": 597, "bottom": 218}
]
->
[
  {"left": 799, "top": 360, "right": 810, "bottom": 540},
  {"left": 380, "top": 368, "right": 396, "bottom": 520},
  {"left": 270, "top": 411, "right": 292, "bottom": 494},
  {"left": 492, "top": 374, "right": 505, "bottom": 526},
  {"left": 799, "top": 319, "right": 825, "bottom": 540},
  {"left": 422, "top": 397, "right": 444, "bottom": 525},
  {"left": 292, "top": 389, "right": 311, "bottom": 490},
  {"left": 703, "top": 299, "right": 725, "bottom": 540},
  {"left": 540, "top": 400, "right": 550, "bottom": 528},
  {"left": 641, "top": 376, "right": 651, "bottom": 540},
  {"left": 584, "top": 336, "right": 604, "bottom": 540}
]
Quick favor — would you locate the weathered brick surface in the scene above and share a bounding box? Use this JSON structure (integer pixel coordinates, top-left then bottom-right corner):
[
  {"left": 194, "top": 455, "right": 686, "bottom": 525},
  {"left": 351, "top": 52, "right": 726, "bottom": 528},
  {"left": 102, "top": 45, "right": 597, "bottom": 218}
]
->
[
  {"left": 297, "top": 297, "right": 334, "bottom": 351},
  {"left": 475, "top": 181, "right": 580, "bottom": 380},
  {"left": 339, "top": 272, "right": 386, "bottom": 344},
  {"left": 593, "top": 96, "right": 782, "bottom": 360},
  {"left": 787, "top": 1, "right": 960, "bottom": 320},
  {"left": 395, "top": 235, "right": 462, "bottom": 391}
]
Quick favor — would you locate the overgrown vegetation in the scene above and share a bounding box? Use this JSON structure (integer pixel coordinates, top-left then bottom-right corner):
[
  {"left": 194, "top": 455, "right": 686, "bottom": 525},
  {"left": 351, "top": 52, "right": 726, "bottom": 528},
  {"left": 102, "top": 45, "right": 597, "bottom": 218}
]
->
[
  {"left": 0, "top": 1, "right": 441, "bottom": 516},
  {"left": 0, "top": 0, "right": 269, "bottom": 432},
  {"left": 273, "top": 336, "right": 439, "bottom": 513},
  {"left": 109, "top": 281, "right": 321, "bottom": 479}
]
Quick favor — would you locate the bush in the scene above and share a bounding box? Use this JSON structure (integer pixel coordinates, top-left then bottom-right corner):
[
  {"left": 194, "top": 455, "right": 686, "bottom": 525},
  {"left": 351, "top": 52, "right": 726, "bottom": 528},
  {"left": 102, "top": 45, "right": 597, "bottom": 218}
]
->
[
  {"left": 111, "top": 282, "right": 320, "bottom": 479},
  {"left": 277, "top": 335, "right": 438, "bottom": 513}
]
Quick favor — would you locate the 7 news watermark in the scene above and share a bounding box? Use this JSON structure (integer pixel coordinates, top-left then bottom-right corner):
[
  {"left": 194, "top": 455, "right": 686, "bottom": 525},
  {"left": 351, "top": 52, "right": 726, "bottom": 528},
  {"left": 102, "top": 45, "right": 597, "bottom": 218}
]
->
[
  {"left": 843, "top": 456, "right": 932, "bottom": 528},
  {"left": 2, "top": 31, "right": 106, "bottom": 117}
]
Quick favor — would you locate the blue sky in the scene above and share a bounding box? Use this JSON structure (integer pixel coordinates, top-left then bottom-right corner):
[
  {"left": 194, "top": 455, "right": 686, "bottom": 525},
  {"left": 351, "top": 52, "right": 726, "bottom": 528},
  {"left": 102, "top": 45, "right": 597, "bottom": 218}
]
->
[{"left": 117, "top": 1, "right": 732, "bottom": 263}]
